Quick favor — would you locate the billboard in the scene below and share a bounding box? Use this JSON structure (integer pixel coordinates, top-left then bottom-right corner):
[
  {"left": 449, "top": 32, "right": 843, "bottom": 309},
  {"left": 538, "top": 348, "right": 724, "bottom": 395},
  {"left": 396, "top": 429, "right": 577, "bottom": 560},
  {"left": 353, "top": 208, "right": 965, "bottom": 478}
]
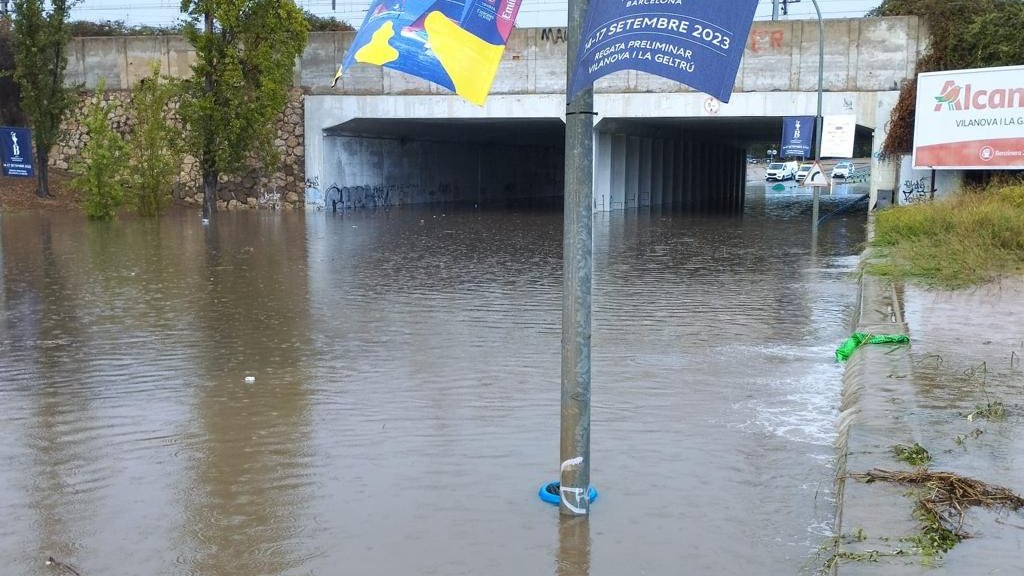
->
[
  {"left": 913, "top": 65, "right": 1024, "bottom": 169},
  {"left": 780, "top": 116, "right": 814, "bottom": 158},
  {"left": 819, "top": 115, "right": 856, "bottom": 158},
  {"left": 568, "top": 0, "right": 758, "bottom": 103},
  {"left": 1, "top": 126, "right": 34, "bottom": 178}
]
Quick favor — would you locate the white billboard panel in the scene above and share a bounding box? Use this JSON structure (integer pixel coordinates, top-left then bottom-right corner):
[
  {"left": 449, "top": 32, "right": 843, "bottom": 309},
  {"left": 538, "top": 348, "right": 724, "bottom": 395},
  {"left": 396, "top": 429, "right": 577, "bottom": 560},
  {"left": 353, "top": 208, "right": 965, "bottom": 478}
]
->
[
  {"left": 820, "top": 115, "right": 856, "bottom": 158},
  {"left": 913, "top": 65, "right": 1024, "bottom": 169}
]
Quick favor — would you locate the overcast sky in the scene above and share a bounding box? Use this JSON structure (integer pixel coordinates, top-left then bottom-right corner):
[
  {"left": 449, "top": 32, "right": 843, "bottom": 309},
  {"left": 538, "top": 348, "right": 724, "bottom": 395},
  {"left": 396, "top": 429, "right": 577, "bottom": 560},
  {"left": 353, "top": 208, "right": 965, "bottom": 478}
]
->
[{"left": 69, "top": 0, "right": 882, "bottom": 29}]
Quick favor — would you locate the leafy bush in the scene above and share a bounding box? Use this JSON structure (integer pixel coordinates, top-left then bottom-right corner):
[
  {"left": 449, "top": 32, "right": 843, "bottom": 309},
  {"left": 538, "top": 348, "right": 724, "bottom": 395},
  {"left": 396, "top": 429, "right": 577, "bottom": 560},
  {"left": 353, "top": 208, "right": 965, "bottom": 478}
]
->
[
  {"left": 73, "top": 85, "right": 128, "bottom": 219},
  {"left": 126, "top": 63, "right": 182, "bottom": 216}
]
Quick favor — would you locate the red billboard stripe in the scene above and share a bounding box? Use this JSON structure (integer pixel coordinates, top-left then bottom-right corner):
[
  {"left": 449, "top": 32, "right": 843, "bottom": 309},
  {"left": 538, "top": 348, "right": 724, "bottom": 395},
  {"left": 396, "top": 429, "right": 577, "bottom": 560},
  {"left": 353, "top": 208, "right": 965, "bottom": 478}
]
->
[{"left": 915, "top": 137, "right": 1024, "bottom": 168}]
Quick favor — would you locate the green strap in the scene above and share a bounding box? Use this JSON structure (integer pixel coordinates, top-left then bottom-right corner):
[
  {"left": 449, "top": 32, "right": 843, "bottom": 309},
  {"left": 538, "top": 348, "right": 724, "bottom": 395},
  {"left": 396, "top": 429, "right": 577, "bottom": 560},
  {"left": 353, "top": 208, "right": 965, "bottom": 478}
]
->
[{"left": 835, "top": 332, "right": 910, "bottom": 362}]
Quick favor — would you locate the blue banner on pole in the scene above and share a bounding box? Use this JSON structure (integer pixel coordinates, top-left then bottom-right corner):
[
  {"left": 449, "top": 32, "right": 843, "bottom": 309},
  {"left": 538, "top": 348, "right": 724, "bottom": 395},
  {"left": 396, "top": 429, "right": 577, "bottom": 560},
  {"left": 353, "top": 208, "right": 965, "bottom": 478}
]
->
[
  {"left": 568, "top": 0, "right": 758, "bottom": 102},
  {"left": 781, "top": 116, "right": 814, "bottom": 158},
  {"left": 1, "top": 126, "right": 35, "bottom": 178}
]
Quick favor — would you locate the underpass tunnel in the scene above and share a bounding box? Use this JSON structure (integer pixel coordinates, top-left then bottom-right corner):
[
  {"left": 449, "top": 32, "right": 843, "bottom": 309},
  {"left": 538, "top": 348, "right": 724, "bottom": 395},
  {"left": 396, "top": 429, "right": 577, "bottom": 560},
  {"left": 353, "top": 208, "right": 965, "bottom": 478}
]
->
[
  {"left": 320, "top": 116, "right": 874, "bottom": 213},
  {"left": 595, "top": 118, "right": 752, "bottom": 214},
  {"left": 321, "top": 118, "right": 565, "bottom": 210}
]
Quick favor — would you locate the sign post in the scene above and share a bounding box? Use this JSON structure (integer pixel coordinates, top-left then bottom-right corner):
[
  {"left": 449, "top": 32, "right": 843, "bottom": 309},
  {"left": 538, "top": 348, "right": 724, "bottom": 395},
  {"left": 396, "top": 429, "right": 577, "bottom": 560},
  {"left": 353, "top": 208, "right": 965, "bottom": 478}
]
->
[{"left": 1, "top": 126, "right": 35, "bottom": 178}]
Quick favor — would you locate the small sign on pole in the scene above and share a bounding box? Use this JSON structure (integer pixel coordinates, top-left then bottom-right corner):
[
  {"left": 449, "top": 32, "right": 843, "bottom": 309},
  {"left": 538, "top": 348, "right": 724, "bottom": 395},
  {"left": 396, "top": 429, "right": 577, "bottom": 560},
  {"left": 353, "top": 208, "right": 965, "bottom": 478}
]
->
[
  {"left": 781, "top": 116, "right": 815, "bottom": 158},
  {"left": 1, "top": 126, "right": 35, "bottom": 178},
  {"left": 802, "top": 161, "right": 830, "bottom": 187},
  {"left": 819, "top": 115, "right": 856, "bottom": 158}
]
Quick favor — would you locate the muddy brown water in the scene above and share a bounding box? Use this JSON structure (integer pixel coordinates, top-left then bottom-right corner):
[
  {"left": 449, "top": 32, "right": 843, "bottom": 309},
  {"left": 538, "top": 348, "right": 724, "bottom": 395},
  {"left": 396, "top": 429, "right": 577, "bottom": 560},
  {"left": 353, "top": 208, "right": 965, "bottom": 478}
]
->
[{"left": 1, "top": 190, "right": 867, "bottom": 575}]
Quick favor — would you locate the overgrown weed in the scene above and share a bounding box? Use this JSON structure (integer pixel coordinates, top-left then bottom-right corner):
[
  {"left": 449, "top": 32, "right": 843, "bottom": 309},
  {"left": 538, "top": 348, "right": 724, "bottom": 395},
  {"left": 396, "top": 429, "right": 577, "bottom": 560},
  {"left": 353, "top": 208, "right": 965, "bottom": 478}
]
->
[{"left": 868, "top": 183, "right": 1024, "bottom": 288}]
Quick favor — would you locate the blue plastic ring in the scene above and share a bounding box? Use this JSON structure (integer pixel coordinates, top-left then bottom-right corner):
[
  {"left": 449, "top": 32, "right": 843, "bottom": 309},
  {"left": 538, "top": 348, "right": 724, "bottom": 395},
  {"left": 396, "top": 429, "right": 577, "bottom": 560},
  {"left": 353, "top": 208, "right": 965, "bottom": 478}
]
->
[{"left": 538, "top": 481, "right": 599, "bottom": 506}]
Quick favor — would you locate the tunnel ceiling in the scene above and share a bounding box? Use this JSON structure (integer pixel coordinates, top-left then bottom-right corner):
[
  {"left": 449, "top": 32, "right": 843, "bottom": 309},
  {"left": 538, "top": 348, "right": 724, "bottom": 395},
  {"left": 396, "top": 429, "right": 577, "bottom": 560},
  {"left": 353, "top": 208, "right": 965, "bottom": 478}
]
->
[
  {"left": 325, "top": 118, "right": 565, "bottom": 146},
  {"left": 597, "top": 117, "right": 873, "bottom": 148},
  {"left": 327, "top": 116, "right": 872, "bottom": 150}
]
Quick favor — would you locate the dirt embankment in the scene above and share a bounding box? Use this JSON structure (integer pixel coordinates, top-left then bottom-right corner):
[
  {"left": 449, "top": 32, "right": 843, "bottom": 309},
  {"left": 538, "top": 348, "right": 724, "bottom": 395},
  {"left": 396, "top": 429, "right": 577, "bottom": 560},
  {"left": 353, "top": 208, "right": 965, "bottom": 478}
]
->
[{"left": 0, "top": 171, "right": 83, "bottom": 212}]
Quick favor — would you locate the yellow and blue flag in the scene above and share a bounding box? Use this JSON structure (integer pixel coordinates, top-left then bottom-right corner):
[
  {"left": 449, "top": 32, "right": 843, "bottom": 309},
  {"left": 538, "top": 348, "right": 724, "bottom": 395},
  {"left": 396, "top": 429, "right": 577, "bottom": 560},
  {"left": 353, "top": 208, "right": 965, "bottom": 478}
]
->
[{"left": 333, "top": 0, "right": 521, "bottom": 105}]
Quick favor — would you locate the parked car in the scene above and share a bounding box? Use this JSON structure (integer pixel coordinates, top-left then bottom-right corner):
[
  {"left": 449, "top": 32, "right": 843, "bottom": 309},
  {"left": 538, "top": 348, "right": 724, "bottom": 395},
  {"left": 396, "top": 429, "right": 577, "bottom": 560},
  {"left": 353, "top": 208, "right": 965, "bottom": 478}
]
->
[
  {"left": 795, "top": 163, "right": 814, "bottom": 181},
  {"left": 765, "top": 161, "right": 797, "bottom": 181},
  {"left": 831, "top": 161, "right": 856, "bottom": 179}
]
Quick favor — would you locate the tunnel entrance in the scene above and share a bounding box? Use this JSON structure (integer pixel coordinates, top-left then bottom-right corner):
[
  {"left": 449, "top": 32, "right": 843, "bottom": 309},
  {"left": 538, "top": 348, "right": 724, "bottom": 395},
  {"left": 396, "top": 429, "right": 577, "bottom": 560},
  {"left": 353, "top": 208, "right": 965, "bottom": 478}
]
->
[
  {"left": 321, "top": 118, "right": 565, "bottom": 210},
  {"left": 319, "top": 115, "right": 873, "bottom": 213}
]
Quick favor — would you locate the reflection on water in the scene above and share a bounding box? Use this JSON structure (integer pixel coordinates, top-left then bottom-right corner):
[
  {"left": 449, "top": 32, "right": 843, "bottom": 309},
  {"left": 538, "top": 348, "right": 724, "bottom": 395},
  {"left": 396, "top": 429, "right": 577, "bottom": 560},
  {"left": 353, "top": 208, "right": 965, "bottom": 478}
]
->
[
  {"left": 1, "top": 193, "right": 865, "bottom": 575},
  {"left": 557, "top": 517, "right": 590, "bottom": 576}
]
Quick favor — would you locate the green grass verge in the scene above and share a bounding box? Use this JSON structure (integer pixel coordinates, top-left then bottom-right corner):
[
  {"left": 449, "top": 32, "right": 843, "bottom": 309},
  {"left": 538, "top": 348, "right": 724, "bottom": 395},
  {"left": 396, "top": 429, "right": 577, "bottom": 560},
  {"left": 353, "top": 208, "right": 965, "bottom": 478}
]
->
[{"left": 868, "top": 182, "right": 1024, "bottom": 288}]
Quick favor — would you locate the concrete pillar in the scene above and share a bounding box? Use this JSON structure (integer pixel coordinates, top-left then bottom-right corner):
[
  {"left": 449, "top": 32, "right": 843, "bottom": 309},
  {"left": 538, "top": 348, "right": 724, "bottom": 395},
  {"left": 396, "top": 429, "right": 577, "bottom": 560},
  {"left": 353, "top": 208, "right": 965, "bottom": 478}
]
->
[
  {"left": 611, "top": 134, "right": 627, "bottom": 210},
  {"left": 639, "top": 138, "right": 652, "bottom": 208},
  {"left": 711, "top": 143, "right": 722, "bottom": 212},
  {"left": 738, "top": 148, "right": 746, "bottom": 212},
  {"left": 595, "top": 131, "right": 612, "bottom": 213},
  {"left": 671, "top": 136, "right": 679, "bottom": 208},
  {"left": 685, "top": 138, "right": 696, "bottom": 212},
  {"left": 732, "top": 148, "right": 741, "bottom": 213},
  {"left": 626, "top": 137, "right": 640, "bottom": 209},
  {"left": 663, "top": 139, "right": 676, "bottom": 208},
  {"left": 695, "top": 143, "right": 706, "bottom": 213},
  {"left": 870, "top": 93, "right": 901, "bottom": 211},
  {"left": 652, "top": 139, "right": 664, "bottom": 207}
]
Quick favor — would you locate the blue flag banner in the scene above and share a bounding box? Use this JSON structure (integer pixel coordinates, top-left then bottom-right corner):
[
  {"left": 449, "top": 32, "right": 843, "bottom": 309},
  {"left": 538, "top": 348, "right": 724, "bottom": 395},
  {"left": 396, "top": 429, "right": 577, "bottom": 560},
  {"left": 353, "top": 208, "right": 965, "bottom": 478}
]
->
[
  {"left": 335, "top": 0, "right": 523, "bottom": 106},
  {"left": 568, "top": 0, "right": 758, "bottom": 102},
  {"left": 781, "top": 116, "right": 814, "bottom": 158},
  {"left": 1, "top": 126, "right": 34, "bottom": 178}
]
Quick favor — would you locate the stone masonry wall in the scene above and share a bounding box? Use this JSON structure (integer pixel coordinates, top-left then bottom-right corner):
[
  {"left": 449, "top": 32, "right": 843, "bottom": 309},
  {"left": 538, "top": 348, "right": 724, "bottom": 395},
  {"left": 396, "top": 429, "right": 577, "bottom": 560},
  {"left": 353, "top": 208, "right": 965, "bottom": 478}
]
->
[{"left": 50, "top": 88, "right": 306, "bottom": 210}]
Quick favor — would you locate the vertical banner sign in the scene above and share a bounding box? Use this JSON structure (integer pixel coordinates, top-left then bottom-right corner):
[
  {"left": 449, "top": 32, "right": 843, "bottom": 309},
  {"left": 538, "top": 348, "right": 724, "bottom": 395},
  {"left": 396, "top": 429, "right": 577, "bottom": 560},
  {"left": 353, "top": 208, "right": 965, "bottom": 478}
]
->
[
  {"left": 1, "top": 126, "right": 34, "bottom": 178},
  {"left": 335, "top": 0, "right": 522, "bottom": 106},
  {"left": 781, "top": 116, "right": 814, "bottom": 158},
  {"left": 568, "top": 0, "right": 759, "bottom": 102},
  {"left": 819, "top": 115, "right": 856, "bottom": 158}
]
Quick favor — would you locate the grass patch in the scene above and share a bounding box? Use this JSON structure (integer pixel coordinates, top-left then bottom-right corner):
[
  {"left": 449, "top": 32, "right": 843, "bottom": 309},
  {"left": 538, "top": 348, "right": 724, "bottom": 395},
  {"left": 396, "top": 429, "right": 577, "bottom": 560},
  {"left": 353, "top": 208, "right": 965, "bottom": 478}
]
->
[
  {"left": 868, "top": 182, "right": 1024, "bottom": 288},
  {"left": 891, "top": 443, "right": 932, "bottom": 466},
  {"left": 965, "top": 400, "right": 1006, "bottom": 422}
]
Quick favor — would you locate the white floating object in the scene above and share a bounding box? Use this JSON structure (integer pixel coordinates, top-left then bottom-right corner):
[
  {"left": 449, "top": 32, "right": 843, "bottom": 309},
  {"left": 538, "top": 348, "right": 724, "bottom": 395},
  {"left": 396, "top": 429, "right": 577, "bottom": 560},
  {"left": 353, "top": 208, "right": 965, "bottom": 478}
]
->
[{"left": 244, "top": 376, "right": 256, "bottom": 384}]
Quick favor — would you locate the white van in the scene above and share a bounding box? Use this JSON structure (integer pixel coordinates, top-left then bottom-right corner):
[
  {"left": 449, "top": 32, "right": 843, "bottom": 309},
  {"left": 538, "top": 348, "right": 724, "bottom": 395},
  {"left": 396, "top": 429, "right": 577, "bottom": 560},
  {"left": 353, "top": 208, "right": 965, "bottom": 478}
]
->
[{"left": 765, "top": 161, "right": 798, "bottom": 181}]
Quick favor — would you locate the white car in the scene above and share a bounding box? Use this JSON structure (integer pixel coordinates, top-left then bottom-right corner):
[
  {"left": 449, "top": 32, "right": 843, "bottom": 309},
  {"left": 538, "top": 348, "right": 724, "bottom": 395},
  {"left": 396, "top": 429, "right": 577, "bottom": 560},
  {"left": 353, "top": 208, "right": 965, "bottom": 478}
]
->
[
  {"left": 795, "top": 163, "right": 814, "bottom": 181},
  {"left": 765, "top": 161, "right": 797, "bottom": 181},
  {"left": 831, "top": 161, "right": 855, "bottom": 179}
]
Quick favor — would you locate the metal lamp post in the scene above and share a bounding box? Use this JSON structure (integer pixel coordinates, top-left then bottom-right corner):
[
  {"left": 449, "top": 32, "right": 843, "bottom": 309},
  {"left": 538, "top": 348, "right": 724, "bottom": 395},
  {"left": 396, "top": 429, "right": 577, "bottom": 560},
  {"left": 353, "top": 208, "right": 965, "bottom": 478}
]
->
[
  {"left": 810, "top": 0, "right": 824, "bottom": 230},
  {"left": 560, "top": 0, "right": 594, "bottom": 517}
]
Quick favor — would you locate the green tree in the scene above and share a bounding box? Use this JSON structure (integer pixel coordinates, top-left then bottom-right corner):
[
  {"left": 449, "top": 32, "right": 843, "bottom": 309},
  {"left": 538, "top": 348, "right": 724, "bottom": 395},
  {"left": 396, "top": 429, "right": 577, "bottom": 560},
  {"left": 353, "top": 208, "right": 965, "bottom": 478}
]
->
[
  {"left": 127, "top": 63, "right": 182, "bottom": 216},
  {"left": 870, "top": 0, "right": 1024, "bottom": 155},
  {"left": 11, "top": 0, "right": 76, "bottom": 198},
  {"left": 1, "top": 25, "right": 26, "bottom": 126},
  {"left": 179, "top": 0, "right": 308, "bottom": 220},
  {"left": 73, "top": 85, "right": 128, "bottom": 219}
]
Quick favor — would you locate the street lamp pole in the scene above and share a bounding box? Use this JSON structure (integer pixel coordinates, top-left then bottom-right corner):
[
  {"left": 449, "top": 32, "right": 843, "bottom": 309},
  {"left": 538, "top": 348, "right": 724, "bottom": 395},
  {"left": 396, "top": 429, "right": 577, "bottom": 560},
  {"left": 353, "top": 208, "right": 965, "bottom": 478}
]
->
[
  {"left": 560, "top": 0, "right": 594, "bottom": 516},
  {"left": 810, "top": 0, "right": 824, "bottom": 230}
]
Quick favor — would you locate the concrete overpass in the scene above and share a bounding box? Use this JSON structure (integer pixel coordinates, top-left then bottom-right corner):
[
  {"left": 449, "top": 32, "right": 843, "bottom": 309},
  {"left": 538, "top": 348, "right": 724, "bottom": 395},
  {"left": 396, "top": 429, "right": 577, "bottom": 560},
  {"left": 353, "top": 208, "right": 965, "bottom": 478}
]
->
[{"left": 304, "top": 16, "right": 926, "bottom": 212}]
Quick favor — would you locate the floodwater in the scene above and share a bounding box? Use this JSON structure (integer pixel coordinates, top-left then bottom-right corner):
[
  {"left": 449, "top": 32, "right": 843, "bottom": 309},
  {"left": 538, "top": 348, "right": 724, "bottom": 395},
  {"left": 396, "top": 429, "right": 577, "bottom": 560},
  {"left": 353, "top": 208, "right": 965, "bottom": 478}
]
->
[{"left": 0, "top": 187, "right": 867, "bottom": 576}]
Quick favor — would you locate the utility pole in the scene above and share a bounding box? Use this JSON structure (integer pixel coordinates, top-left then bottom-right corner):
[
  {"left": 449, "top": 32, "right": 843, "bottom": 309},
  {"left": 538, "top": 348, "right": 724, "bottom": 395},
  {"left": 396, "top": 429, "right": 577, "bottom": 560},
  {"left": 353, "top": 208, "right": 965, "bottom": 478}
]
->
[
  {"left": 560, "top": 0, "right": 594, "bottom": 517},
  {"left": 810, "top": 0, "right": 823, "bottom": 231},
  {"left": 772, "top": 0, "right": 779, "bottom": 21}
]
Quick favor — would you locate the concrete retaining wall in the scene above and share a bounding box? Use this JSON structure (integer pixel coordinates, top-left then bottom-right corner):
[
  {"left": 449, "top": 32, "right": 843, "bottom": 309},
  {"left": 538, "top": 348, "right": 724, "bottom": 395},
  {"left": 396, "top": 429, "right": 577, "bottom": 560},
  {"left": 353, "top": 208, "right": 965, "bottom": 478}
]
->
[{"left": 67, "top": 17, "right": 926, "bottom": 95}]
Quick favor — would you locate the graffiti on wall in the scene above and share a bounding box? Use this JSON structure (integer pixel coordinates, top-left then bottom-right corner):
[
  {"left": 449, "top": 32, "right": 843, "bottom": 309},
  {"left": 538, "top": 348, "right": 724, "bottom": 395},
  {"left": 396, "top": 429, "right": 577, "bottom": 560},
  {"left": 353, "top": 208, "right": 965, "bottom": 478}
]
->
[
  {"left": 749, "top": 29, "right": 785, "bottom": 53},
  {"left": 540, "top": 28, "right": 568, "bottom": 44}
]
